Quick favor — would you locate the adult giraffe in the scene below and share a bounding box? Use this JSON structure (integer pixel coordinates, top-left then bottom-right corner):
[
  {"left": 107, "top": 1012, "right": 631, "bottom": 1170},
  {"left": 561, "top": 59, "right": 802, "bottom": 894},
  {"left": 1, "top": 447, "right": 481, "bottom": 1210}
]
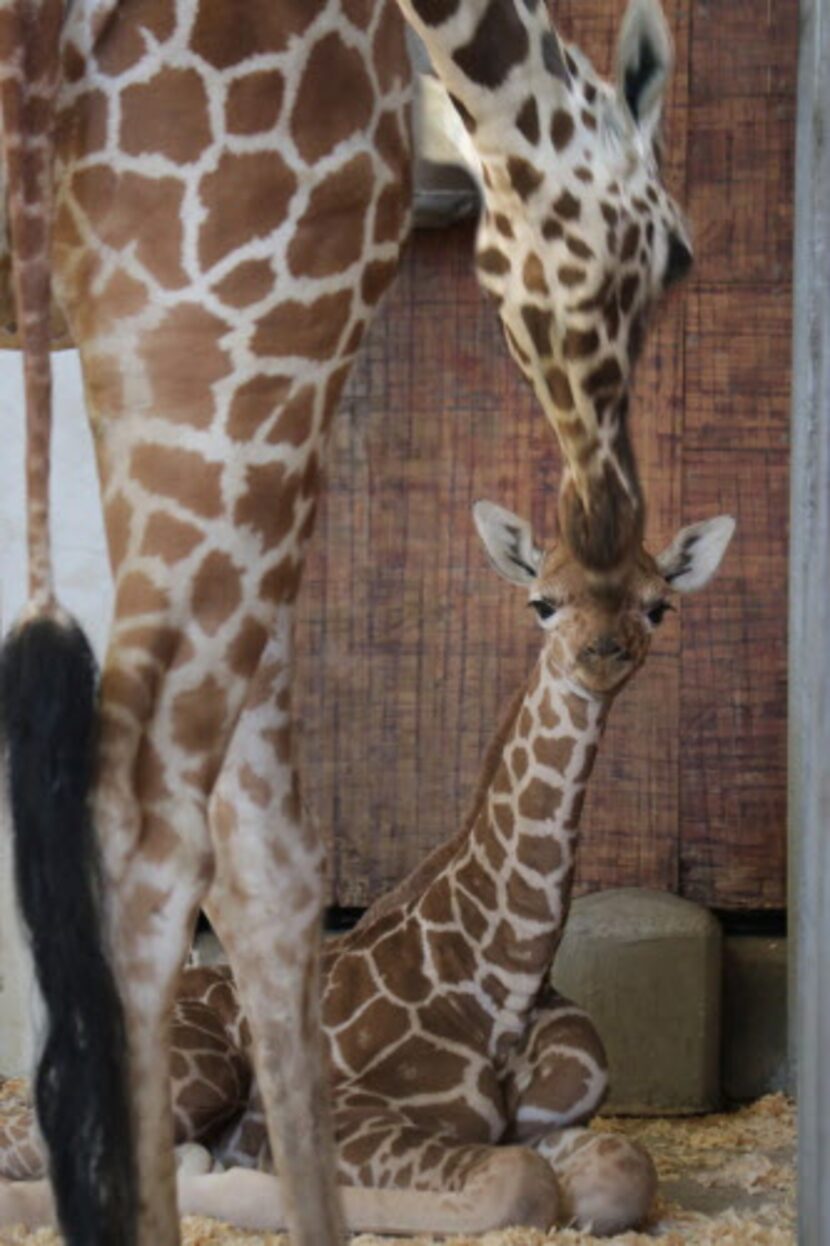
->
[{"left": 0, "top": 2, "right": 691, "bottom": 1244}]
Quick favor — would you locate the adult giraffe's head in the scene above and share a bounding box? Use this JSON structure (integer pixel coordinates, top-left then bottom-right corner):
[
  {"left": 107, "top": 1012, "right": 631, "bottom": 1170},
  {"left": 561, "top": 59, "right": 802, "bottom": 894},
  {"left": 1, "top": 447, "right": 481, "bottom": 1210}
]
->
[
  {"left": 474, "top": 500, "right": 734, "bottom": 698},
  {"left": 405, "top": 0, "right": 691, "bottom": 576}
]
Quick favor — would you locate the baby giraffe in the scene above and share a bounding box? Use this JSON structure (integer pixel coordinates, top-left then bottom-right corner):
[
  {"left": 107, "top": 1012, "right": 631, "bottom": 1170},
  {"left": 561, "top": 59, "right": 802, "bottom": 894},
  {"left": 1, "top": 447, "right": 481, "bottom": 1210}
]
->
[{"left": 0, "top": 500, "right": 734, "bottom": 1238}]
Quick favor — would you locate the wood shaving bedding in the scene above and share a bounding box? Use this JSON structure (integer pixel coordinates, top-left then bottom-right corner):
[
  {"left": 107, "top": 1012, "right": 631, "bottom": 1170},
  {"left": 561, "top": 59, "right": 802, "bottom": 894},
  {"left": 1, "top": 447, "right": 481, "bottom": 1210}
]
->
[{"left": 0, "top": 1095, "right": 795, "bottom": 1246}]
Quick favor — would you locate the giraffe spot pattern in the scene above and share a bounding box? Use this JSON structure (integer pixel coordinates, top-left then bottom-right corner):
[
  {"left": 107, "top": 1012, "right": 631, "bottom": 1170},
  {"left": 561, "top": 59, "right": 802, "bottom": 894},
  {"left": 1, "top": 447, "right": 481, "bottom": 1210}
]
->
[
  {"left": 225, "top": 69, "right": 285, "bottom": 135},
  {"left": 199, "top": 151, "right": 298, "bottom": 271},
  {"left": 291, "top": 33, "right": 375, "bottom": 164},
  {"left": 131, "top": 444, "right": 223, "bottom": 518},
  {"left": 550, "top": 108, "right": 574, "bottom": 151},
  {"left": 452, "top": 1, "right": 529, "bottom": 89},
  {"left": 120, "top": 68, "right": 211, "bottom": 165},
  {"left": 250, "top": 290, "right": 352, "bottom": 360},
  {"left": 288, "top": 154, "right": 375, "bottom": 279},
  {"left": 515, "top": 97, "right": 540, "bottom": 145},
  {"left": 139, "top": 302, "right": 232, "bottom": 427},
  {"left": 507, "top": 156, "right": 543, "bottom": 200}
]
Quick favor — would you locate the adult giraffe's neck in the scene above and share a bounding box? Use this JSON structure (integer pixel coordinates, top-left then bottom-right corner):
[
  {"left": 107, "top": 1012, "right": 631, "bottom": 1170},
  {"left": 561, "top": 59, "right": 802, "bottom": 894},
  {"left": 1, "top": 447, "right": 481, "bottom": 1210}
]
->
[{"left": 422, "top": 651, "right": 612, "bottom": 1037}]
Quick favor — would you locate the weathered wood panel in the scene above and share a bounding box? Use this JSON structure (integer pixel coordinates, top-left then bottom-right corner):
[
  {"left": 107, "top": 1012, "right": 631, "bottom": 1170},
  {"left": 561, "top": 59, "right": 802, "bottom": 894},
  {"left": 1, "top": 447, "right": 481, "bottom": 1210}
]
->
[{"left": 295, "top": 0, "right": 794, "bottom": 910}]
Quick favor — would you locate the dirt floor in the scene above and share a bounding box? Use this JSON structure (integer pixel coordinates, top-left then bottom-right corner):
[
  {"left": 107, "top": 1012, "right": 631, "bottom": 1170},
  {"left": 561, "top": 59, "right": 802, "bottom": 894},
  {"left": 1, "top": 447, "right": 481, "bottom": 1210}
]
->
[{"left": 0, "top": 1094, "right": 794, "bottom": 1245}]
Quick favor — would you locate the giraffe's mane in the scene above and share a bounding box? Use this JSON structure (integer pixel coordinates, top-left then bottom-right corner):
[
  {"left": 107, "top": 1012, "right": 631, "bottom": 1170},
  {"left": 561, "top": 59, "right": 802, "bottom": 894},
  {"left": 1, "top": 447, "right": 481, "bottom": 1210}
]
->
[{"left": 350, "top": 671, "right": 533, "bottom": 935}]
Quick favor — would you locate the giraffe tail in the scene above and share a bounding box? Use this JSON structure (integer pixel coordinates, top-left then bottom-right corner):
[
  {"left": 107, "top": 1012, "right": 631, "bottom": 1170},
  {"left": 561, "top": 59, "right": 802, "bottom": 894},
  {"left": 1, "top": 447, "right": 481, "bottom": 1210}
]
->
[{"left": 0, "top": 5, "right": 138, "bottom": 1245}]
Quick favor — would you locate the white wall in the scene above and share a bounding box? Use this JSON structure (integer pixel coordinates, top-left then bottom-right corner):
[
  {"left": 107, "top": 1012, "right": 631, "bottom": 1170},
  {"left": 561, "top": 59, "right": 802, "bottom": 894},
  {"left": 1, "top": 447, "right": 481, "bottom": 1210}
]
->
[{"left": 0, "top": 349, "right": 113, "bottom": 1074}]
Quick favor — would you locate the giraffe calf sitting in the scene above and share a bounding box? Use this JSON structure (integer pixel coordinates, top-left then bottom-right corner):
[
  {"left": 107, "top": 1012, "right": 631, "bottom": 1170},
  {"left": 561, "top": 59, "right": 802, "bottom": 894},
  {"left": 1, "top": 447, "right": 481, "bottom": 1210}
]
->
[{"left": 0, "top": 498, "right": 734, "bottom": 1238}]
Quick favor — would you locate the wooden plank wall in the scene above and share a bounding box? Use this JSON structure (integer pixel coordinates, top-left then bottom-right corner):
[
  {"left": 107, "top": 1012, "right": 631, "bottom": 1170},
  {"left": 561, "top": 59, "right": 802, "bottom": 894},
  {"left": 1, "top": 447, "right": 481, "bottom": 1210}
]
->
[{"left": 294, "top": 0, "right": 796, "bottom": 911}]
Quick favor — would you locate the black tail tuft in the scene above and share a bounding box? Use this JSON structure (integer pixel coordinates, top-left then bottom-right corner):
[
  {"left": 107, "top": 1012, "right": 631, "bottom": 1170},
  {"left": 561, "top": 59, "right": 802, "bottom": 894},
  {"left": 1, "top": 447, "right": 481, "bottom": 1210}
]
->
[{"left": 0, "top": 616, "right": 137, "bottom": 1246}]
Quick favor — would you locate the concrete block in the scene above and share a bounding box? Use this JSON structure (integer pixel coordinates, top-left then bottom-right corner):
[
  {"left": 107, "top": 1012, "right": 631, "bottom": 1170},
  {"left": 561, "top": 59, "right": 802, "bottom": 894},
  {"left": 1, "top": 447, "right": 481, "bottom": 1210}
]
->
[
  {"left": 722, "top": 936, "right": 789, "bottom": 1101},
  {"left": 551, "top": 889, "right": 721, "bottom": 1115}
]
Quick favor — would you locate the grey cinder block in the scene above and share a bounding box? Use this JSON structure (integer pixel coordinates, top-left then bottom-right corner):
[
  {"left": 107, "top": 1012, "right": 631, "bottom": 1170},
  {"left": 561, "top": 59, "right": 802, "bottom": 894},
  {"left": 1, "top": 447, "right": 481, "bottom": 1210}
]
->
[
  {"left": 551, "top": 889, "right": 722, "bottom": 1115},
  {"left": 722, "top": 936, "right": 788, "bottom": 1101}
]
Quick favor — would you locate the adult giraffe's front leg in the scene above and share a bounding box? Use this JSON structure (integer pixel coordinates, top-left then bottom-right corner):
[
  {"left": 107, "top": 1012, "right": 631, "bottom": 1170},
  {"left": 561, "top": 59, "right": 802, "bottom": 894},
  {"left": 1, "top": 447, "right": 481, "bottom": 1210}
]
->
[{"left": 205, "top": 611, "right": 341, "bottom": 1244}]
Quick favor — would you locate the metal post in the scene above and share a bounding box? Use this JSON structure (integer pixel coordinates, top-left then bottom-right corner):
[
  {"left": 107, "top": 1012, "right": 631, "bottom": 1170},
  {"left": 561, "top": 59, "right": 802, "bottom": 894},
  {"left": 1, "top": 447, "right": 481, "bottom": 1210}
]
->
[{"left": 789, "top": 0, "right": 830, "bottom": 1238}]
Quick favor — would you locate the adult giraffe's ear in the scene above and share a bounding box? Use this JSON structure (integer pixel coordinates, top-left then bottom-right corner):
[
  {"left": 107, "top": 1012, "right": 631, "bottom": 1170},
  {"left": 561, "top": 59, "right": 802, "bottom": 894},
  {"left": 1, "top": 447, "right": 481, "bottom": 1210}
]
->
[
  {"left": 657, "top": 516, "right": 736, "bottom": 593},
  {"left": 473, "top": 500, "right": 543, "bottom": 586},
  {"left": 615, "top": 0, "right": 672, "bottom": 141}
]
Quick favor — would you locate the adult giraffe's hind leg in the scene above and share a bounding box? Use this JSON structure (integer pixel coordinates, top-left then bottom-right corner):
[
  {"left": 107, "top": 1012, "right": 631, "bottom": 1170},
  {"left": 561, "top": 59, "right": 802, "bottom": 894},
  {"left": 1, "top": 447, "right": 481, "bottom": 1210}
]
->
[{"left": 206, "top": 612, "right": 342, "bottom": 1244}]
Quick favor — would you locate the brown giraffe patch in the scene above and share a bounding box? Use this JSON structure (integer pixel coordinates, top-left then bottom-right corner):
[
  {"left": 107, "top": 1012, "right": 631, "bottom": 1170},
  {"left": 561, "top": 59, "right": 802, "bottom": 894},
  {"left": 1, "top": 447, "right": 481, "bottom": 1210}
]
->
[
  {"left": 364, "top": 1034, "right": 468, "bottom": 1098},
  {"left": 534, "top": 734, "right": 575, "bottom": 773},
  {"left": 233, "top": 462, "right": 301, "bottom": 553},
  {"left": 619, "top": 273, "right": 640, "bottom": 313},
  {"left": 516, "top": 832, "right": 563, "bottom": 875},
  {"left": 239, "top": 763, "right": 272, "bottom": 810},
  {"left": 521, "top": 305, "right": 551, "bottom": 356},
  {"left": 105, "top": 493, "right": 132, "bottom": 570},
  {"left": 131, "top": 444, "right": 223, "bottom": 519},
  {"left": 518, "top": 777, "right": 561, "bottom": 821},
  {"left": 515, "top": 97, "right": 540, "bottom": 145},
  {"left": 411, "top": 0, "right": 460, "bottom": 23},
  {"left": 557, "top": 264, "right": 586, "bottom": 287},
  {"left": 291, "top": 33, "right": 374, "bottom": 164},
  {"left": 226, "top": 374, "right": 292, "bottom": 442},
  {"left": 373, "top": 183, "right": 407, "bottom": 244},
  {"left": 494, "top": 212, "right": 514, "bottom": 239},
  {"left": 225, "top": 69, "right": 285, "bottom": 135},
  {"left": 94, "top": 0, "right": 174, "bottom": 77},
  {"left": 288, "top": 154, "right": 374, "bottom": 279},
  {"left": 71, "top": 167, "right": 189, "bottom": 288},
  {"left": 563, "top": 327, "right": 599, "bottom": 360},
  {"left": 372, "top": 921, "right": 432, "bottom": 1004},
  {"left": 374, "top": 109, "right": 409, "bottom": 177},
  {"left": 477, "top": 247, "right": 510, "bottom": 276},
  {"left": 190, "top": 550, "right": 243, "bottom": 636},
  {"left": 266, "top": 385, "right": 316, "bottom": 447},
  {"left": 426, "top": 928, "right": 478, "bottom": 985},
  {"left": 56, "top": 88, "right": 108, "bottom": 159},
  {"left": 541, "top": 29, "right": 570, "bottom": 84},
  {"left": 565, "top": 235, "right": 594, "bottom": 260},
  {"left": 620, "top": 222, "right": 641, "bottom": 263},
  {"left": 251, "top": 290, "right": 352, "bottom": 360},
  {"left": 361, "top": 258, "right": 399, "bottom": 306},
  {"left": 113, "top": 579, "right": 170, "bottom": 636},
  {"left": 522, "top": 253, "right": 548, "bottom": 294},
  {"left": 550, "top": 108, "right": 574, "bottom": 152},
  {"left": 484, "top": 919, "right": 548, "bottom": 971},
  {"left": 134, "top": 739, "right": 172, "bottom": 805},
  {"left": 199, "top": 151, "right": 298, "bottom": 271},
  {"left": 553, "top": 189, "right": 581, "bottom": 221},
  {"left": 342, "top": 0, "right": 373, "bottom": 26},
  {"left": 140, "top": 302, "right": 231, "bottom": 427},
  {"left": 225, "top": 616, "right": 270, "bottom": 678},
  {"left": 452, "top": 1, "right": 529, "bottom": 89},
  {"left": 455, "top": 855, "right": 498, "bottom": 911},
  {"left": 189, "top": 3, "right": 316, "bottom": 69},
  {"left": 140, "top": 512, "right": 205, "bottom": 564},
  {"left": 545, "top": 367, "right": 574, "bottom": 410},
  {"left": 372, "top": 1, "right": 408, "bottom": 92},
  {"left": 583, "top": 356, "right": 623, "bottom": 397},
  {"left": 212, "top": 260, "right": 276, "bottom": 309},
  {"left": 453, "top": 887, "right": 489, "bottom": 941},
  {"left": 507, "top": 156, "right": 543, "bottom": 200},
  {"left": 171, "top": 674, "right": 228, "bottom": 756},
  {"left": 418, "top": 875, "right": 452, "bottom": 924},
  {"left": 542, "top": 217, "right": 564, "bottom": 241},
  {"left": 120, "top": 68, "right": 211, "bottom": 165},
  {"left": 337, "top": 997, "right": 409, "bottom": 1073}
]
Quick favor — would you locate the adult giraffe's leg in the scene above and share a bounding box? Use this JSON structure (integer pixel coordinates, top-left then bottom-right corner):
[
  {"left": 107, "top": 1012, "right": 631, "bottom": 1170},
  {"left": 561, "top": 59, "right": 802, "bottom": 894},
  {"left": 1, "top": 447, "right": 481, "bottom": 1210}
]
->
[
  {"left": 502, "top": 990, "right": 656, "bottom": 1232},
  {"left": 90, "top": 628, "right": 219, "bottom": 1246},
  {"left": 205, "top": 609, "right": 343, "bottom": 1244}
]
